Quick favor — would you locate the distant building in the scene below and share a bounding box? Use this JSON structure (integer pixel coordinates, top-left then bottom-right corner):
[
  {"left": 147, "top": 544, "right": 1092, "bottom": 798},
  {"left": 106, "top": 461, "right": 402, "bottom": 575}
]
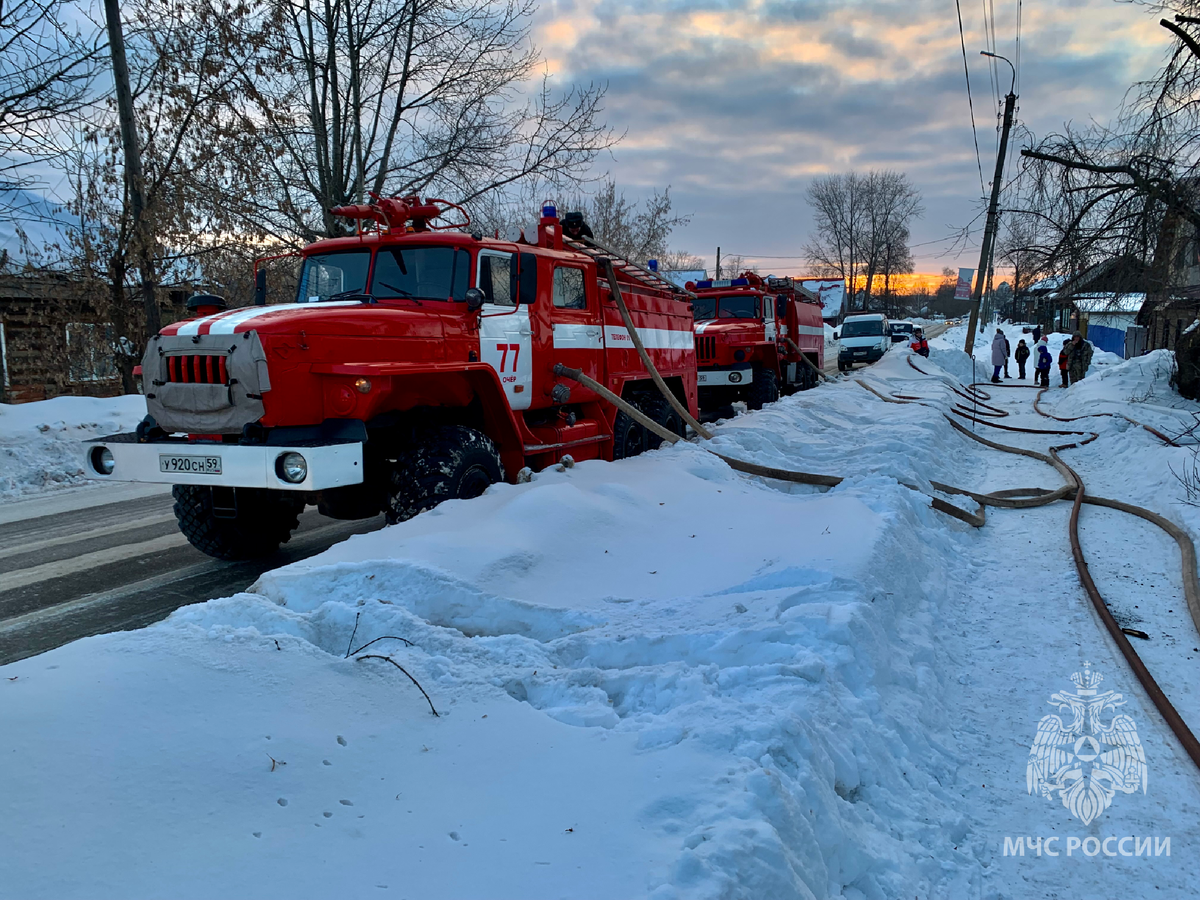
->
[
  {"left": 663, "top": 269, "right": 707, "bottom": 289},
  {"left": 799, "top": 279, "right": 846, "bottom": 323}
]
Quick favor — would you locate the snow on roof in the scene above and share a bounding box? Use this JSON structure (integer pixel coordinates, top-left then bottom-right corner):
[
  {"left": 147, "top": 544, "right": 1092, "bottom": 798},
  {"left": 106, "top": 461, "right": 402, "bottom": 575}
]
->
[
  {"left": 1072, "top": 293, "right": 1145, "bottom": 314},
  {"left": 662, "top": 268, "right": 706, "bottom": 287},
  {"left": 1026, "top": 275, "right": 1065, "bottom": 293},
  {"left": 801, "top": 279, "right": 844, "bottom": 316}
]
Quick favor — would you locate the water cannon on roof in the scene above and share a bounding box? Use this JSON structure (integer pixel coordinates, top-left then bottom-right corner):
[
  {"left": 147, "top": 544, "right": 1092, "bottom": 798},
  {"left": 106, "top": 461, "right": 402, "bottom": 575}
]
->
[{"left": 330, "top": 195, "right": 470, "bottom": 233}]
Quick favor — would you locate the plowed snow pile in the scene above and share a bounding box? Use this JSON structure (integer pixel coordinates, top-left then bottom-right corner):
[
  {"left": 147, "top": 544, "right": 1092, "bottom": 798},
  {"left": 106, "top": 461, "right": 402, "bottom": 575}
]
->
[
  {"left": 3, "top": 347, "right": 1200, "bottom": 899},
  {"left": 0, "top": 394, "right": 146, "bottom": 499}
]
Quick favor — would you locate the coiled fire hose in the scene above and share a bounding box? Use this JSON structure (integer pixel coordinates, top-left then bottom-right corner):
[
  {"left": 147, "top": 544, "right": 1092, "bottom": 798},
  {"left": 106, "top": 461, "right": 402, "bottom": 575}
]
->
[{"left": 553, "top": 269, "right": 1200, "bottom": 769}]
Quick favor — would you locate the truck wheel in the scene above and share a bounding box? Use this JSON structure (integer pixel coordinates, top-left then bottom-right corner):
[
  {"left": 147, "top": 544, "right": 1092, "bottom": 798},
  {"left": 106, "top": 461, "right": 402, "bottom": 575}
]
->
[
  {"left": 746, "top": 365, "right": 779, "bottom": 410},
  {"left": 172, "top": 485, "right": 304, "bottom": 560},
  {"left": 611, "top": 409, "right": 647, "bottom": 460},
  {"left": 641, "top": 394, "right": 685, "bottom": 450},
  {"left": 386, "top": 425, "right": 503, "bottom": 524}
]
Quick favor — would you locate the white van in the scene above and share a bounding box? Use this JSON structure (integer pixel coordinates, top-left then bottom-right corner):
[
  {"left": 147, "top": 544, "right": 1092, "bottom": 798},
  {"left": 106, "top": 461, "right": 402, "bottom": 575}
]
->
[{"left": 837, "top": 313, "right": 890, "bottom": 371}]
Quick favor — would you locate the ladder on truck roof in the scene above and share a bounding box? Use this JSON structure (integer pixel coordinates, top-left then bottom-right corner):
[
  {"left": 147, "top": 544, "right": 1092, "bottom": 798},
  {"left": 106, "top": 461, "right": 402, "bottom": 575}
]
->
[{"left": 562, "top": 235, "right": 696, "bottom": 300}]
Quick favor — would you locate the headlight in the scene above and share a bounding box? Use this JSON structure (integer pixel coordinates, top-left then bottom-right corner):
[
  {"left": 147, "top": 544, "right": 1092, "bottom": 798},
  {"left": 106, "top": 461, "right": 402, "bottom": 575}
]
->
[
  {"left": 91, "top": 446, "right": 115, "bottom": 475},
  {"left": 733, "top": 349, "right": 746, "bottom": 362},
  {"left": 728, "top": 371, "right": 743, "bottom": 384},
  {"left": 276, "top": 452, "right": 308, "bottom": 484}
]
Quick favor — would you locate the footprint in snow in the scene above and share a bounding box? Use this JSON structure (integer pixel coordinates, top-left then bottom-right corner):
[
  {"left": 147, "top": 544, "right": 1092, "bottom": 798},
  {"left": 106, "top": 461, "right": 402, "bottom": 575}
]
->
[{"left": 337, "top": 735, "right": 348, "bottom": 746}]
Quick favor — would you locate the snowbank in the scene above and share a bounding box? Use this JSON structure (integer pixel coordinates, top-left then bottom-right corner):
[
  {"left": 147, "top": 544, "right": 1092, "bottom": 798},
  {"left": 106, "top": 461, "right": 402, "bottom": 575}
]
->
[
  {"left": 4, "top": 350, "right": 1200, "bottom": 897},
  {"left": 0, "top": 394, "right": 147, "bottom": 500}
]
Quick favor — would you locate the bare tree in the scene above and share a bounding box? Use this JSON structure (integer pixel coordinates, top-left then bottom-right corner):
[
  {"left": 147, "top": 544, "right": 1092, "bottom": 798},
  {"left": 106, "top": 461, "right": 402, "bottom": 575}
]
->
[
  {"left": 659, "top": 249, "right": 705, "bottom": 272},
  {"left": 0, "top": 0, "right": 103, "bottom": 213},
  {"left": 804, "top": 170, "right": 922, "bottom": 312},
  {"left": 227, "top": 0, "right": 616, "bottom": 239},
  {"left": 49, "top": 0, "right": 262, "bottom": 386},
  {"left": 566, "top": 180, "right": 691, "bottom": 265}
]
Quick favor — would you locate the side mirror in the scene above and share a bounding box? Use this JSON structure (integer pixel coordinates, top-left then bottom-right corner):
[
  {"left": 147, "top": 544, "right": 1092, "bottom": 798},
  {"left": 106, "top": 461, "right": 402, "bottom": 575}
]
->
[
  {"left": 832, "top": 331, "right": 839, "bottom": 340},
  {"left": 465, "top": 287, "right": 486, "bottom": 311}
]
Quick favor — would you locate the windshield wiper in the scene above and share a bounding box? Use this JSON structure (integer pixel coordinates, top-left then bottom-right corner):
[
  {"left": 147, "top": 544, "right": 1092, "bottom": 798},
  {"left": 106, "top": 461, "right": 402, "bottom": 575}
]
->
[
  {"left": 377, "top": 281, "right": 423, "bottom": 304},
  {"left": 323, "top": 289, "right": 374, "bottom": 302}
]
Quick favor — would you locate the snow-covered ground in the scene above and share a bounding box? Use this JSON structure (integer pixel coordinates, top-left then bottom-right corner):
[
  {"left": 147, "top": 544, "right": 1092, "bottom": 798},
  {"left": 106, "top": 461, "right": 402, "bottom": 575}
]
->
[
  {"left": 0, "top": 394, "right": 147, "bottom": 501},
  {"left": 3, "top": 346, "right": 1200, "bottom": 898}
]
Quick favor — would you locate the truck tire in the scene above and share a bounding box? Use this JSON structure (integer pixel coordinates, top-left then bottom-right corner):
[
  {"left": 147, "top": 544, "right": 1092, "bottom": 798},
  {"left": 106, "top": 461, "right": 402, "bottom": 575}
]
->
[
  {"left": 172, "top": 485, "right": 304, "bottom": 560},
  {"left": 611, "top": 409, "right": 647, "bottom": 460},
  {"left": 386, "top": 425, "right": 503, "bottom": 524},
  {"left": 746, "top": 365, "right": 779, "bottom": 410},
  {"left": 641, "top": 394, "right": 685, "bottom": 450}
]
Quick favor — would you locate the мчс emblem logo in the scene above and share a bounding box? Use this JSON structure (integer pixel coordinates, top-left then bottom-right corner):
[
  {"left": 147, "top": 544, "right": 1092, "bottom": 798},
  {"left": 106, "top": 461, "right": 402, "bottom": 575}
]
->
[{"left": 1026, "top": 664, "right": 1148, "bottom": 825}]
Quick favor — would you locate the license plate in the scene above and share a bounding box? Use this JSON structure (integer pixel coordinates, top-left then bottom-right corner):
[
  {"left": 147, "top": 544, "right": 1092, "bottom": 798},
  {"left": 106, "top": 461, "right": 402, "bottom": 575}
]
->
[
  {"left": 697, "top": 373, "right": 710, "bottom": 384},
  {"left": 854, "top": 350, "right": 867, "bottom": 356},
  {"left": 159, "top": 454, "right": 222, "bottom": 475}
]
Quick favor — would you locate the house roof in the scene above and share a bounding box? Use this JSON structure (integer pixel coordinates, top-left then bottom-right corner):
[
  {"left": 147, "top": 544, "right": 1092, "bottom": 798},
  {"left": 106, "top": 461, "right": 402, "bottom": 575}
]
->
[
  {"left": 800, "top": 279, "right": 844, "bottom": 316},
  {"left": 1026, "top": 275, "right": 1065, "bottom": 293},
  {"left": 1072, "top": 293, "right": 1145, "bottom": 314},
  {"left": 662, "top": 269, "right": 706, "bottom": 288}
]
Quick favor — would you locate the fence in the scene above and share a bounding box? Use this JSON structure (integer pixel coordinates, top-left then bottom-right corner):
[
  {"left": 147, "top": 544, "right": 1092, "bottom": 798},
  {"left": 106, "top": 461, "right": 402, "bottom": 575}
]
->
[{"left": 1088, "top": 323, "right": 1126, "bottom": 358}]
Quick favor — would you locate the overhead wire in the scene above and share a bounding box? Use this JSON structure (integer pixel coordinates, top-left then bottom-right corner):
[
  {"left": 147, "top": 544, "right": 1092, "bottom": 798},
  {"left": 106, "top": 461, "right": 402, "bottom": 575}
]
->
[{"left": 956, "top": 0, "right": 988, "bottom": 196}]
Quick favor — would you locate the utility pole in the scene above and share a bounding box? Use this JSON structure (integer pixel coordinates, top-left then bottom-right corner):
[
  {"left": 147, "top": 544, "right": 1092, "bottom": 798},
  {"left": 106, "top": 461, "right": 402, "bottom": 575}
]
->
[
  {"left": 104, "top": 0, "right": 160, "bottom": 336},
  {"left": 715, "top": 246, "right": 721, "bottom": 280},
  {"left": 964, "top": 51, "right": 1017, "bottom": 357}
]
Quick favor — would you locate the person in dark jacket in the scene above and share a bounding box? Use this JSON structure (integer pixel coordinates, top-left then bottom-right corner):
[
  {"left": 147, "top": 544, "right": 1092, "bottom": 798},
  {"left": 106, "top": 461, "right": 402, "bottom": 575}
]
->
[
  {"left": 1003, "top": 335, "right": 1012, "bottom": 378},
  {"left": 1058, "top": 341, "right": 1070, "bottom": 387},
  {"left": 1014, "top": 339, "right": 1030, "bottom": 379},
  {"left": 1066, "top": 331, "right": 1094, "bottom": 384},
  {"left": 1032, "top": 325, "right": 1042, "bottom": 344},
  {"left": 1035, "top": 337, "right": 1052, "bottom": 388}
]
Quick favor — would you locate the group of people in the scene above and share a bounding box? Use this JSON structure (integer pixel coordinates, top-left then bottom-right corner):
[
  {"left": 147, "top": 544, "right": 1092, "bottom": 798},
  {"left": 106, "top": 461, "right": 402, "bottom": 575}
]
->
[{"left": 992, "top": 326, "right": 1093, "bottom": 388}]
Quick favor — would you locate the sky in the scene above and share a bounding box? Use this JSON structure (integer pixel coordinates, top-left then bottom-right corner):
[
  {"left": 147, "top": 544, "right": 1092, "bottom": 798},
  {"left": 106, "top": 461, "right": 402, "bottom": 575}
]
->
[{"left": 531, "top": 0, "right": 1173, "bottom": 277}]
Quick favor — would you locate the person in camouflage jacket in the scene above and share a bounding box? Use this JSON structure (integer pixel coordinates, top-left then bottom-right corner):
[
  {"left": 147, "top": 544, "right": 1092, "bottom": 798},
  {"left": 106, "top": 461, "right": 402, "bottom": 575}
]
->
[{"left": 1066, "top": 331, "right": 1094, "bottom": 385}]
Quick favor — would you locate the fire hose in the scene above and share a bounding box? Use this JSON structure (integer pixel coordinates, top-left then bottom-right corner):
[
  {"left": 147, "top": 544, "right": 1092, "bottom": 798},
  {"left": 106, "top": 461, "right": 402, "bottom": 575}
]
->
[{"left": 553, "top": 272, "right": 1200, "bottom": 769}]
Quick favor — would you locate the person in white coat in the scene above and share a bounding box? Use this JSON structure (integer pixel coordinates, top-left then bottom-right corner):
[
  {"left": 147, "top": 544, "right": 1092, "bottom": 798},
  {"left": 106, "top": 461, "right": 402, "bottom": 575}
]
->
[{"left": 990, "top": 328, "right": 1006, "bottom": 383}]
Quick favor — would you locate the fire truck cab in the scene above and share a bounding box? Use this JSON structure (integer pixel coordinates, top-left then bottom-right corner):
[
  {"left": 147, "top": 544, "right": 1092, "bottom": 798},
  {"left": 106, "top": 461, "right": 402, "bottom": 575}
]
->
[
  {"left": 85, "top": 199, "right": 698, "bottom": 560},
  {"left": 688, "top": 273, "right": 824, "bottom": 411}
]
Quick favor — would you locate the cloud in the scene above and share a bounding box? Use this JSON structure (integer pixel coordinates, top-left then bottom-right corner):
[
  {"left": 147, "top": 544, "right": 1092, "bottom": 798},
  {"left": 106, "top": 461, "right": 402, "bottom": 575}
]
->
[{"left": 532, "top": 0, "right": 1171, "bottom": 271}]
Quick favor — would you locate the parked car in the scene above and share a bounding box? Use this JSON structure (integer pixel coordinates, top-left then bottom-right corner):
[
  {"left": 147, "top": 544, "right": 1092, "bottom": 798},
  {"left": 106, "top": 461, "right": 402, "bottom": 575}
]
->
[
  {"left": 837, "top": 313, "right": 891, "bottom": 371},
  {"left": 889, "top": 320, "right": 915, "bottom": 343}
]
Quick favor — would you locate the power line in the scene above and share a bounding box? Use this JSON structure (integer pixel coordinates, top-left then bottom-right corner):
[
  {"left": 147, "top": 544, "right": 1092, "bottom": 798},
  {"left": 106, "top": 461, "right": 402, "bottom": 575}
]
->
[{"left": 956, "top": 0, "right": 988, "bottom": 195}]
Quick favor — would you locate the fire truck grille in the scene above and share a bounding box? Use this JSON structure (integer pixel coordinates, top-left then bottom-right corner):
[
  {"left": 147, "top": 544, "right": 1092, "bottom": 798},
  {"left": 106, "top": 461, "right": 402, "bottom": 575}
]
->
[
  {"left": 165, "top": 354, "right": 229, "bottom": 385},
  {"left": 695, "top": 336, "right": 716, "bottom": 362}
]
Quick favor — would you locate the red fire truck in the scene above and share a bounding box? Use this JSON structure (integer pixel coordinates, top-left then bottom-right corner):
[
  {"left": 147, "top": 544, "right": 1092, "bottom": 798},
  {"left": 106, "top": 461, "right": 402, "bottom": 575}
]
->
[
  {"left": 687, "top": 273, "right": 824, "bottom": 411},
  {"left": 85, "top": 198, "right": 697, "bottom": 559}
]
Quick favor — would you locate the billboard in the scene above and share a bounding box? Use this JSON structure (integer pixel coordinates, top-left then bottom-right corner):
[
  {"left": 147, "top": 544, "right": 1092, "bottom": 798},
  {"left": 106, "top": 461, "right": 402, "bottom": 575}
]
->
[{"left": 954, "top": 268, "right": 975, "bottom": 301}]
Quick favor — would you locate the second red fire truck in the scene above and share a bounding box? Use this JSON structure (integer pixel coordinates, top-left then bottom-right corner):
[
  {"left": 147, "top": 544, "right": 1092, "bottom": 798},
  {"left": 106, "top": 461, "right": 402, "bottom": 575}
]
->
[{"left": 687, "top": 273, "right": 825, "bottom": 411}]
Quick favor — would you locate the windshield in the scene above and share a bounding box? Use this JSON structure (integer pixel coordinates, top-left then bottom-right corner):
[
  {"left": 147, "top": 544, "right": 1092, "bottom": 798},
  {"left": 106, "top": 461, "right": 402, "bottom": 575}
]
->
[
  {"left": 297, "top": 251, "right": 371, "bottom": 302},
  {"left": 372, "top": 246, "right": 470, "bottom": 301},
  {"left": 718, "top": 294, "right": 760, "bottom": 318},
  {"left": 841, "top": 319, "right": 884, "bottom": 337},
  {"left": 692, "top": 297, "right": 716, "bottom": 320},
  {"left": 891, "top": 323, "right": 913, "bottom": 334}
]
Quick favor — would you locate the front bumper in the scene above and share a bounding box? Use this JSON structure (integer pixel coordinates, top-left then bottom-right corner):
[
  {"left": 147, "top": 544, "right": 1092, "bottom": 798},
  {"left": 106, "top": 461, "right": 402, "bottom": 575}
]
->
[
  {"left": 696, "top": 365, "right": 753, "bottom": 386},
  {"left": 84, "top": 434, "right": 364, "bottom": 491}
]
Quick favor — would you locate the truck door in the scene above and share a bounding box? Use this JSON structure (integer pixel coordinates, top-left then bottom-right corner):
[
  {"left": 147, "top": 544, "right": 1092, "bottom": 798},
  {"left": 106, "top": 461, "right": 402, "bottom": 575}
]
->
[
  {"left": 762, "top": 291, "right": 777, "bottom": 342},
  {"left": 547, "top": 262, "right": 603, "bottom": 394},
  {"left": 478, "top": 249, "right": 534, "bottom": 410}
]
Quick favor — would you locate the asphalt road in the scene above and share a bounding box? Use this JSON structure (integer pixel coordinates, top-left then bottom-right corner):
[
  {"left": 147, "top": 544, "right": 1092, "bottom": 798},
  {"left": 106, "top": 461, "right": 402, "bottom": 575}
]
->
[
  {"left": 0, "top": 322, "right": 955, "bottom": 665},
  {"left": 0, "top": 483, "right": 384, "bottom": 665}
]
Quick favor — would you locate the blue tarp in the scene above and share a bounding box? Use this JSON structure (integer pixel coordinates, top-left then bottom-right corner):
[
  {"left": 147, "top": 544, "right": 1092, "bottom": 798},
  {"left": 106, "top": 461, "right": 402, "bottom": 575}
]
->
[{"left": 1089, "top": 324, "right": 1126, "bottom": 358}]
